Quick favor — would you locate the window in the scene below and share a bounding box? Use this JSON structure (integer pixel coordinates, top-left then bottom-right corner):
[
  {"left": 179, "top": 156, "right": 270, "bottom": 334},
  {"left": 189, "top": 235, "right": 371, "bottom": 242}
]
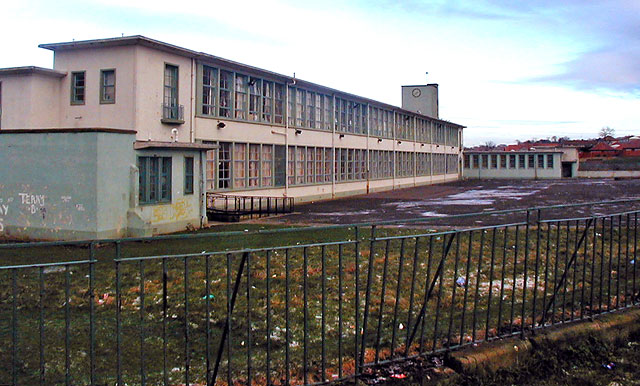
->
[
  {"left": 473, "top": 154, "right": 479, "bottom": 169},
  {"left": 528, "top": 154, "right": 535, "bottom": 169},
  {"left": 464, "top": 154, "right": 470, "bottom": 168},
  {"left": 233, "top": 143, "right": 247, "bottom": 188},
  {"left": 248, "top": 144, "right": 260, "bottom": 187},
  {"left": 206, "top": 149, "right": 216, "bottom": 190},
  {"left": 100, "top": 69, "right": 115, "bottom": 103},
  {"left": 248, "top": 77, "right": 261, "bottom": 121},
  {"left": 274, "top": 83, "right": 284, "bottom": 124},
  {"left": 234, "top": 74, "right": 248, "bottom": 120},
  {"left": 491, "top": 154, "right": 498, "bottom": 168},
  {"left": 262, "top": 81, "right": 272, "bottom": 123},
  {"left": 262, "top": 145, "right": 273, "bottom": 186},
  {"left": 518, "top": 154, "right": 526, "bottom": 168},
  {"left": 202, "top": 66, "right": 217, "bottom": 115},
  {"left": 538, "top": 154, "right": 545, "bottom": 168},
  {"left": 509, "top": 154, "right": 516, "bottom": 168},
  {"left": 295, "top": 89, "right": 305, "bottom": 127},
  {"left": 71, "top": 71, "right": 85, "bottom": 105},
  {"left": 500, "top": 154, "right": 507, "bottom": 168},
  {"left": 184, "top": 157, "right": 194, "bottom": 194},
  {"left": 218, "top": 143, "right": 231, "bottom": 189},
  {"left": 163, "top": 65, "right": 180, "bottom": 119},
  {"left": 547, "top": 154, "right": 554, "bottom": 169},
  {"left": 481, "top": 154, "right": 488, "bottom": 168},
  {"left": 138, "top": 156, "right": 172, "bottom": 204},
  {"left": 219, "top": 70, "right": 233, "bottom": 118}
]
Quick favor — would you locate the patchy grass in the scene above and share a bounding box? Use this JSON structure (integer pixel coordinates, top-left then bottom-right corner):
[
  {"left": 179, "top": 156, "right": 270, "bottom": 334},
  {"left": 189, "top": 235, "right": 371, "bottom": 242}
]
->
[{"left": 1, "top": 220, "right": 638, "bottom": 385}]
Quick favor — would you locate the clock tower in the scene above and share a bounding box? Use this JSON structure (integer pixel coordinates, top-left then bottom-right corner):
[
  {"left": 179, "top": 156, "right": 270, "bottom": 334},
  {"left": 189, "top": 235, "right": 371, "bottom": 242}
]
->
[{"left": 401, "top": 83, "right": 439, "bottom": 119}]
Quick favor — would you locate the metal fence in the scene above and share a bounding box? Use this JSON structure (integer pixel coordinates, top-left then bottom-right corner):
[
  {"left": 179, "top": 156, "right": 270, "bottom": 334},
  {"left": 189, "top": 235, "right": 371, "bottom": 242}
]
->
[
  {"left": 1, "top": 201, "right": 639, "bottom": 385},
  {"left": 207, "top": 193, "right": 295, "bottom": 221}
]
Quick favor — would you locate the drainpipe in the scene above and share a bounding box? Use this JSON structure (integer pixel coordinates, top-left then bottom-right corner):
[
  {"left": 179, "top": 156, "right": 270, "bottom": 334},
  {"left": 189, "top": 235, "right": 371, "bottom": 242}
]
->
[
  {"left": 331, "top": 94, "right": 336, "bottom": 198},
  {"left": 190, "top": 57, "right": 195, "bottom": 143},
  {"left": 199, "top": 150, "right": 206, "bottom": 227},
  {"left": 284, "top": 74, "right": 296, "bottom": 198}
]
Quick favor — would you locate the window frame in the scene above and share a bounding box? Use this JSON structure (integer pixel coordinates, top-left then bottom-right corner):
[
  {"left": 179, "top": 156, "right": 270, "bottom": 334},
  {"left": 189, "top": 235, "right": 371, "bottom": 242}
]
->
[
  {"left": 70, "top": 71, "right": 86, "bottom": 105},
  {"left": 184, "top": 156, "right": 194, "bottom": 195},
  {"left": 138, "top": 156, "right": 172, "bottom": 205},
  {"left": 99, "top": 69, "right": 116, "bottom": 104}
]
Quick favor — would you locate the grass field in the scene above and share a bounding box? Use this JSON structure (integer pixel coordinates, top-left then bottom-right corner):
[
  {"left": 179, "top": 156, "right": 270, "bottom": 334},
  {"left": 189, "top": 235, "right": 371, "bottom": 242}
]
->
[{"left": 1, "top": 215, "right": 639, "bottom": 385}]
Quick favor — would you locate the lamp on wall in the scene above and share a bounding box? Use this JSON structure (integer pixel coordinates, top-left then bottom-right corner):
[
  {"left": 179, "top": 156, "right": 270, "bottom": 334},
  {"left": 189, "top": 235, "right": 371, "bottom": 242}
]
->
[
  {"left": 378, "top": 138, "right": 383, "bottom": 143},
  {"left": 421, "top": 143, "right": 425, "bottom": 147},
  {"left": 295, "top": 129, "right": 302, "bottom": 135},
  {"left": 397, "top": 140, "right": 402, "bottom": 145},
  {"left": 217, "top": 121, "right": 226, "bottom": 129},
  {"left": 339, "top": 134, "right": 345, "bottom": 139}
]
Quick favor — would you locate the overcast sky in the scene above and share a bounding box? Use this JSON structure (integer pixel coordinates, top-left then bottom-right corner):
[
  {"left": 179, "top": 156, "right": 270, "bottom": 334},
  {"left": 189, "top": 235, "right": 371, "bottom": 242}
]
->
[{"left": 2, "top": 0, "right": 638, "bottom": 145}]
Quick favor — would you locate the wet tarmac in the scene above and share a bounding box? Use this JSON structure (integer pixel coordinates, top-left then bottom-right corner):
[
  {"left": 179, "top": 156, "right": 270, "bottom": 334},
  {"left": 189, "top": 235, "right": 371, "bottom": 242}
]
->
[{"left": 258, "top": 179, "right": 640, "bottom": 227}]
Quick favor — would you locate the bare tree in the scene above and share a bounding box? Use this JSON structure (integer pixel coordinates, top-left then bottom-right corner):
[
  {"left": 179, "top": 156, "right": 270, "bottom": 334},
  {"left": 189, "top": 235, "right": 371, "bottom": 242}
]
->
[
  {"left": 484, "top": 140, "right": 496, "bottom": 148},
  {"left": 599, "top": 126, "right": 615, "bottom": 138}
]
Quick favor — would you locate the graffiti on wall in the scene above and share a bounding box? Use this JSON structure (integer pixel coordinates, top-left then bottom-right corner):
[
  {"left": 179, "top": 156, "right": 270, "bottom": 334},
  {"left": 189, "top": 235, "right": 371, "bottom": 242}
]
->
[{"left": 151, "top": 198, "right": 194, "bottom": 223}]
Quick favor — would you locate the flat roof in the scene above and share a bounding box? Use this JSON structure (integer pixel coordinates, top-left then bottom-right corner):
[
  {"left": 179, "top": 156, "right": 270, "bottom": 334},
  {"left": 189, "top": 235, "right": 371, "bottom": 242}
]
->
[
  {"left": 134, "top": 141, "right": 217, "bottom": 150},
  {"left": 0, "top": 128, "right": 136, "bottom": 134},
  {"left": 0, "top": 66, "right": 66, "bottom": 78},
  {"left": 38, "top": 35, "right": 464, "bottom": 128},
  {"left": 464, "top": 150, "right": 563, "bottom": 154}
]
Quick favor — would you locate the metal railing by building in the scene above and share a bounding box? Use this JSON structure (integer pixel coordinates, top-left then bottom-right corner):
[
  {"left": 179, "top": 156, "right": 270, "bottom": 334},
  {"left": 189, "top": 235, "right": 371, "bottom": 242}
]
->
[
  {"left": 1, "top": 200, "right": 639, "bottom": 385},
  {"left": 161, "top": 103, "right": 184, "bottom": 122},
  {"left": 207, "top": 193, "right": 294, "bottom": 221}
]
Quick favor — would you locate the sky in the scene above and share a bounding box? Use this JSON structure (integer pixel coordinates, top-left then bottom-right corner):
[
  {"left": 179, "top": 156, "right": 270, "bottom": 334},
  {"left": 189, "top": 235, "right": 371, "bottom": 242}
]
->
[{"left": 2, "top": 0, "right": 639, "bottom": 146}]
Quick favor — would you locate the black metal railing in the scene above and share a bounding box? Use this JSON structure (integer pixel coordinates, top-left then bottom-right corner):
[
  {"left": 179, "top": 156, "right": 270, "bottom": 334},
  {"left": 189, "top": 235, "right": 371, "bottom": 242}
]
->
[
  {"left": 207, "top": 193, "right": 294, "bottom": 221},
  {"left": 1, "top": 201, "right": 639, "bottom": 385},
  {"left": 161, "top": 103, "right": 184, "bottom": 122}
]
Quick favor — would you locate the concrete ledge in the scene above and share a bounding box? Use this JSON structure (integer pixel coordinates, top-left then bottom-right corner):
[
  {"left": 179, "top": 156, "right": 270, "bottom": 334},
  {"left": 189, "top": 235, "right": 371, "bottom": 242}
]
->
[{"left": 446, "top": 307, "right": 640, "bottom": 376}]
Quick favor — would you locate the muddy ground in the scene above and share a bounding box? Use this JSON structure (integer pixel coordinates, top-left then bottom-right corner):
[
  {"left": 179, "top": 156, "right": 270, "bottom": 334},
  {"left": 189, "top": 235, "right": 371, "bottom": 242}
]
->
[{"left": 259, "top": 179, "right": 640, "bottom": 227}]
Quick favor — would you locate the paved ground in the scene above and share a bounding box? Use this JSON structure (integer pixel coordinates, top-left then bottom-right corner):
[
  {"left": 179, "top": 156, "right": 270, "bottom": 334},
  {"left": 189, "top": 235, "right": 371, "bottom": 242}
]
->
[{"left": 258, "top": 179, "right": 640, "bottom": 227}]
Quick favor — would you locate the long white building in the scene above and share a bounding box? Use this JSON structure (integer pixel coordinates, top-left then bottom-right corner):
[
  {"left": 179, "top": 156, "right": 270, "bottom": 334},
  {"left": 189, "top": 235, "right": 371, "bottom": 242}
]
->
[{"left": 0, "top": 35, "right": 464, "bottom": 240}]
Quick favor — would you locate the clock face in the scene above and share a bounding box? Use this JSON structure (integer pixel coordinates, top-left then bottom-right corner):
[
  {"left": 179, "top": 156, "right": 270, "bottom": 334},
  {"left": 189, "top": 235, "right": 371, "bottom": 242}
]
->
[{"left": 412, "top": 88, "right": 422, "bottom": 97}]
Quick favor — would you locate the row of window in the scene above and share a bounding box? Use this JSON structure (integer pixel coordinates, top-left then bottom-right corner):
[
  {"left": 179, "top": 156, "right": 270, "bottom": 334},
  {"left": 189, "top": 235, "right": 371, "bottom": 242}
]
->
[
  {"left": 205, "top": 141, "right": 459, "bottom": 191},
  {"left": 464, "top": 153, "right": 555, "bottom": 170},
  {"left": 138, "top": 156, "right": 193, "bottom": 204},
  {"left": 197, "top": 63, "right": 460, "bottom": 144},
  {"left": 70, "top": 69, "right": 115, "bottom": 105}
]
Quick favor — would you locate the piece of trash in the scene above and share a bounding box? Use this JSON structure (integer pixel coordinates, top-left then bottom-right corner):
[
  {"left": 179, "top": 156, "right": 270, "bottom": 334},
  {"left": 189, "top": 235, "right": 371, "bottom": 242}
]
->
[
  {"left": 630, "top": 260, "right": 635, "bottom": 265},
  {"left": 399, "top": 323, "right": 404, "bottom": 330},
  {"left": 602, "top": 362, "right": 616, "bottom": 370},
  {"left": 456, "top": 277, "right": 466, "bottom": 287},
  {"left": 202, "top": 294, "right": 215, "bottom": 300},
  {"left": 514, "top": 345, "right": 519, "bottom": 352},
  {"left": 390, "top": 373, "right": 407, "bottom": 379}
]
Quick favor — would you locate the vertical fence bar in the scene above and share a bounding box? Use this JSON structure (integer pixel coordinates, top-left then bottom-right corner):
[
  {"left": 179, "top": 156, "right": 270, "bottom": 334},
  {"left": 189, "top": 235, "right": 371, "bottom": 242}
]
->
[
  {"left": 497, "top": 226, "right": 509, "bottom": 335},
  {"left": 521, "top": 211, "right": 530, "bottom": 337},
  {"left": 460, "top": 231, "right": 473, "bottom": 345},
  {"left": 542, "top": 223, "right": 552, "bottom": 325},
  {"left": 486, "top": 228, "right": 497, "bottom": 340},
  {"left": 285, "top": 249, "right": 290, "bottom": 385},
  {"left": 338, "top": 244, "right": 343, "bottom": 379},
  {"left": 405, "top": 236, "right": 420, "bottom": 355},
  {"left": 162, "top": 258, "right": 168, "bottom": 386},
  {"left": 360, "top": 226, "right": 377, "bottom": 366},
  {"left": 634, "top": 212, "right": 638, "bottom": 304},
  {"left": 616, "top": 215, "right": 622, "bottom": 309},
  {"left": 580, "top": 219, "right": 590, "bottom": 319},
  {"left": 510, "top": 226, "right": 519, "bottom": 332},
  {"left": 185, "top": 256, "right": 191, "bottom": 386},
  {"left": 600, "top": 218, "right": 606, "bottom": 314},
  {"left": 354, "top": 227, "right": 360, "bottom": 373},
  {"left": 562, "top": 221, "right": 570, "bottom": 323},
  {"left": 89, "top": 244, "right": 96, "bottom": 385},
  {"left": 227, "top": 253, "right": 233, "bottom": 385},
  {"left": 246, "top": 252, "right": 251, "bottom": 386},
  {"left": 472, "top": 229, "right": 485, "bottom": 342},
  {"left": 266, "top": 250, "right": 272, "bottom": 386},
  {"left": 432, "top": 235, "right": 447, "bottom": 350},
  {"left": 39, "top": 267, "right": 45, "bottom": 386},
  {"left": 205, "top": 253, "right": 211, "bottom": 382},
  {"left": 12, "top": 268, "right": 18, "bottom": 386},
  {"left": 532, "top": 210, "right": 541, "bottom": 329},
  {"left": 321, "top": 245, "right": 327, "bottom": 382},
  {"left": 65, "top": 265, "right": 71, "bottom": 386},
  {"left": 375, "top": 240, "right": 391, "bottom": 362},
  {"left": 115, "top": 258, "right": 122, "bottom": 386},
  {"left": 303, "top": 247, "right": 309, "bottom": 385},
  {"left": 447, "top": 233, "right": 461, "bottom": 347},
  {"left": 608, "top": 216, "right": 614, "bottom": 310},
  {"left": 625, "top": 213, "right": 630, "bottom": 307},
  {"left": 552, "top": 223, "right": 560, "bottom": 325},
  {"left": 390, "top": 238, "right": 406, "bottom": 355},
  {"left": 139, "top": 260, "right": 146, "bottom": 386},
  {"left": 589, "top": 218, "right": 597, "bottom": 318}
]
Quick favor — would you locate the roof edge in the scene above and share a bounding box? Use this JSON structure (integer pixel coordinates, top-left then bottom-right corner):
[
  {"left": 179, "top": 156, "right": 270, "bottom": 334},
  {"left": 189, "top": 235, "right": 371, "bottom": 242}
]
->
[{"left": 0, "top": 66, "right": 66, "bottom": 78}]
